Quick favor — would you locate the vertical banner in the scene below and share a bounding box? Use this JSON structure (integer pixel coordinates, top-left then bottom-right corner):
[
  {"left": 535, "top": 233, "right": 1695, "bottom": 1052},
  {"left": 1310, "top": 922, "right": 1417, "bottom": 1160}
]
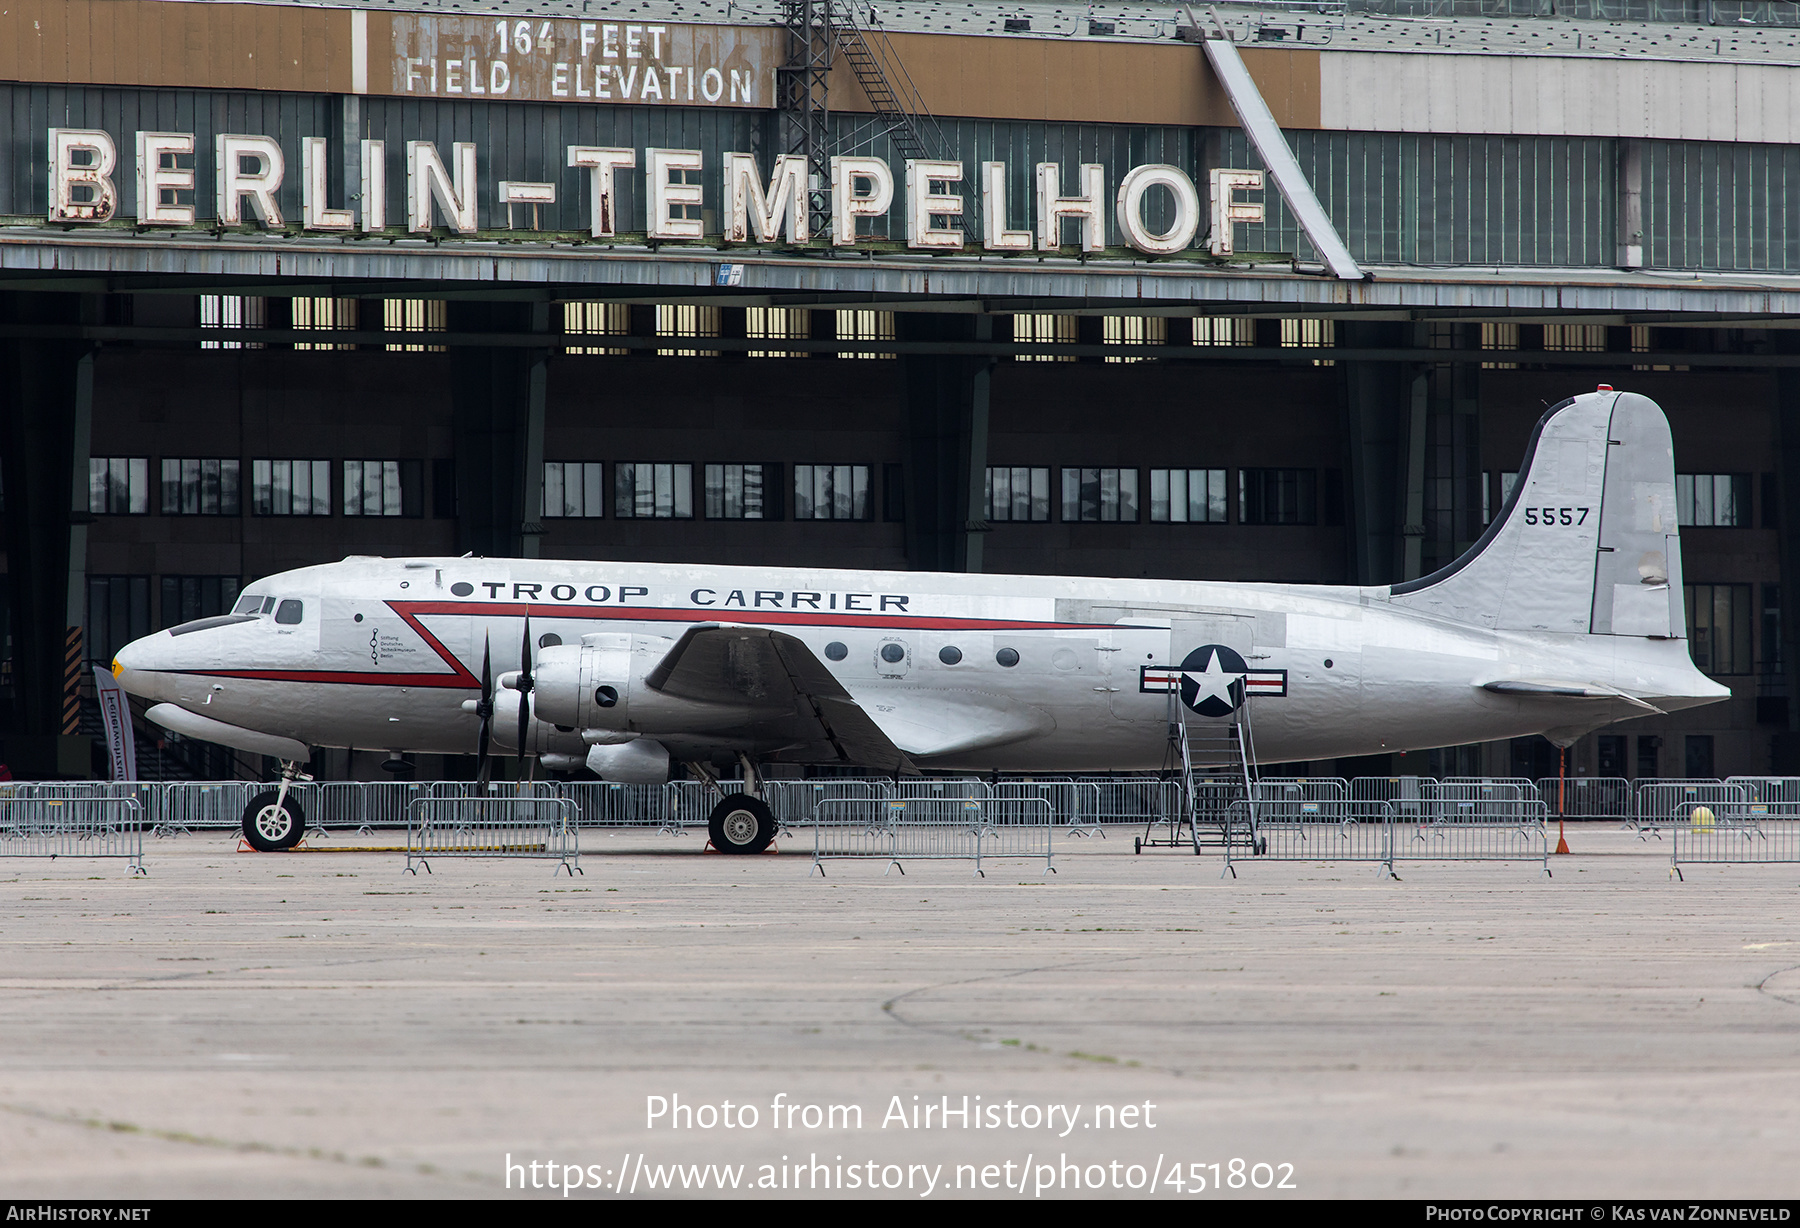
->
[{"left": 93, "top": 665, "right": 138, "bottom": 782}]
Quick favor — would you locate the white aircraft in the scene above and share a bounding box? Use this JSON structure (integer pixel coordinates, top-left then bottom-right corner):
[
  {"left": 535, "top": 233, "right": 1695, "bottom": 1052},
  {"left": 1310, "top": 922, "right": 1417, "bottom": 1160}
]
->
[{"left": 113, "top": 387, "right": 1727, "bottom": 853}]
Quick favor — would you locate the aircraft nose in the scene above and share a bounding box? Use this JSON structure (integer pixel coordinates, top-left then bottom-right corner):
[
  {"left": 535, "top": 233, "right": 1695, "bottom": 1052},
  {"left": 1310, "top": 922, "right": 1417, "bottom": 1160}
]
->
[{"left": 111, "top": 632, "right": 169, "bottom": 701}]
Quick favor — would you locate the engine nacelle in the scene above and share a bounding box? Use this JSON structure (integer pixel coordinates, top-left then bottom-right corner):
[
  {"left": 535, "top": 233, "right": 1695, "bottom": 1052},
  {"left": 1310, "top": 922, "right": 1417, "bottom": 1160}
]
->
[
  {"left": 530, "top": 633, "right": 666, "bottom": 731},
  {"left": 584, "top": 739, "right": 669, "bottom": 783},
  {"left": 488, "top": 690, "right": 588, "bottom": 757}
]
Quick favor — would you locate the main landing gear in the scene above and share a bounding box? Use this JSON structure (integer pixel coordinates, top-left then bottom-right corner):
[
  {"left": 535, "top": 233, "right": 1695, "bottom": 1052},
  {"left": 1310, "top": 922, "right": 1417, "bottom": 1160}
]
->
[{"left": 702, "top": 752, "right": 777, "bottom": 854}]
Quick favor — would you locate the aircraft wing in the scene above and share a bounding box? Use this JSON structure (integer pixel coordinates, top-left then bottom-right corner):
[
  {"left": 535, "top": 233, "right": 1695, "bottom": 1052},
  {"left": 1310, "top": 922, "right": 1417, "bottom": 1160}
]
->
[{"left": 646, "top": 624, "right": 920, "bottom": 774}]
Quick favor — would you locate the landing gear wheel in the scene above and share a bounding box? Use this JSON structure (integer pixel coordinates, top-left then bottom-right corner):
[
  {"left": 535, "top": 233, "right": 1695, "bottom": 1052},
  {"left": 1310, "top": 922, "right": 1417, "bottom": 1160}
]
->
[
  {"left": 708, "top": 793, "right": 775, "bottom": 855},
  {"left": 242, "top": 790, "right": 305, "bottom": 852}
]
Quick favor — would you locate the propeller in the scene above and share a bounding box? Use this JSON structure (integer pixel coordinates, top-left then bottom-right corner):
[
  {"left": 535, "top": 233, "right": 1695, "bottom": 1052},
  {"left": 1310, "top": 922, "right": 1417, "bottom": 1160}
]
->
[
  {"left": 474, "top": 634, "right": 494, "bottom": 786},
  {"left": 516, "top": 614, "right": 535, "bottom": 775}
]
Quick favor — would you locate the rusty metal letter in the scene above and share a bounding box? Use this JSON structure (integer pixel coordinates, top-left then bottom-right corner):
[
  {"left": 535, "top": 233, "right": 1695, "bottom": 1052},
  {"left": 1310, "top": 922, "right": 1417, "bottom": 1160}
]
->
[
  {"left": 568, "top": 146, "right": 636, "bottom": 238},
  {"left": 48, "top": 129, "right": 118, "bottom": 223}
]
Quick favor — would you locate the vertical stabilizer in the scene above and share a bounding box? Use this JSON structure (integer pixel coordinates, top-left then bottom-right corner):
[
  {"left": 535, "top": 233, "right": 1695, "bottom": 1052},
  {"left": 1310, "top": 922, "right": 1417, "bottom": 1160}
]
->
[{"left": 1388, "top": 389, "right": 1684, "bottom": 641}]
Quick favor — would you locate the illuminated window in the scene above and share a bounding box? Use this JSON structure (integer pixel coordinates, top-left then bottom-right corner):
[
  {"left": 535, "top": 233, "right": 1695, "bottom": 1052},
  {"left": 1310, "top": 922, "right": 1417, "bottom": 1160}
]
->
[
  {"left": 293, "top": 297, "right": 357, "bottom": 351},
  {"left": 1060, "top": 468, "right": 1138, "bottom": 523},
  {"left": 159, "top": 459, "right": 241, "bottom": 516},
  {"left": 793, "top": 465, "right": 872, "bottom": 521},
  {"left": 88, "top": 458, "right": 151, "bottom": 515},
  {"left": 1191, "top": 317, "right": 1255, "bottom": 346},
  {"left": 656, "top": 305, "right": 720, "bottom": 357},
  {"left": 1150, "top": 469, "right": 1228, "bottom": 523},
  {"left": 1103, "top": 316, "right": 1165, "bottom": 363},
  {"left": 985, "top": 467, "right": 1051, "bottom": 523},
  {"left": 251, "top": 460, "right": 332, "bottom": 516},
  {"left": 564, "top": 303, "right": 629, "bottom": 356},
  {"left": 1542, "top": 324, "right": 1606, "bottom": 352},
  {"left": 1013, "top": 314, "right": 1076, "bottom": 362},
  {"left": 1481, "top": 322, "right": 1519, "bottom": 370},
  {"left": 1677, "top": 474, "right": 1750, "bottom": 527},
  {"left": 385, "top": 299, "right": 446, "bottom": 352},
  {"left": 542, "top": 462, "right": 605, "bottom": 519},
  {"left": 1280, "top": 318, "right": 1335, "bottom": 366},
  {"left": 615, "top": 463, "right": 693, "bottom": 519},
  {"left": 836, "top": 310, "right": 896, "bottom": 360},
  {"left": 746, "top": 307, "right": 810, "bottom": 359},
  {"left": 199, "top": 295, "right": 266, "bottom": 350},
  {"left": 342, "top": 460, "right": 423, "bottom": 517}
]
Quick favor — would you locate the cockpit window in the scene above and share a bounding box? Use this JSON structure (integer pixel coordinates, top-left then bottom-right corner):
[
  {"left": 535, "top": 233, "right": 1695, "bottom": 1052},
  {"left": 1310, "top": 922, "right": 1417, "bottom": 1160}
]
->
[
  {"left": 262, "top": 596, "right": 277, "bottom": 614},
  {"left": 275, "top": 599, "right": 304, "bottom": 625},
  {"left": 232, "top": 594, "right": 263, "bottom": 615}
]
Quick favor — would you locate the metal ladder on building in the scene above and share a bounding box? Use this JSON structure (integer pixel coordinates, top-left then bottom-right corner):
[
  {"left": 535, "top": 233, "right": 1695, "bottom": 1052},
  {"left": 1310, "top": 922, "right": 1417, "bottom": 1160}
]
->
[{"left": 1138, "top": 689, "right": 1261, "bottom": 855}]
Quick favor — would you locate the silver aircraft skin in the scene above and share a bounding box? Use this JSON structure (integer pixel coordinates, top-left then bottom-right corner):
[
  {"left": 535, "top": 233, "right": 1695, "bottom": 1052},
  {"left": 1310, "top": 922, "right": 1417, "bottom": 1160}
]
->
[{"left": 112, "top": 389, "right": 1729, "bottom": 783}]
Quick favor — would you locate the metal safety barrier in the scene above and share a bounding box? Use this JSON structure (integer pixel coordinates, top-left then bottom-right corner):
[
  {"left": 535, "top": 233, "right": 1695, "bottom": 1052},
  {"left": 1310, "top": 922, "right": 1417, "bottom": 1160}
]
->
[
  {"left": 1223, "top": 798, "right": 1395, "bottom": 877},
  {"left": 1633, "top": 780, "right": 1750, "bottom": 837},
  {"left": 1536, "top": 776, "right": 1633, "bottom": 823},
  {"left": 807, "top": 796, "right": 1054, "bottom": 876},
  {"left": 405, "top": 793, "right": 581, "bottom": 875},
  {"left": 1221, "top": 795, "right": 1550, "bottom": 876},
  {"left": 0, "top": 793, "right": 146, "bottom": 873},
  {"left": 1671, "top": 818, "right": 1800, "bottom": 876}
]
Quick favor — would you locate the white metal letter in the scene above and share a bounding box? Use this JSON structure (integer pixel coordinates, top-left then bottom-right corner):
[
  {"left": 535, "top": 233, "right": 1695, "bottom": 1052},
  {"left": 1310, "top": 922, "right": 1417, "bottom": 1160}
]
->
[
  {"left": 904, "top": 159, "right": 964, "bottom": 251},
  {"left": 215, "top": 134, "right": 285, "bottom": 228},
  {"left": 722, "top": 152, "right": 809, "bottom": 244},
  {"left": 1116, "top": 164, "right": 1200, "bottom": 256},
  {"left": 979, "top": 161, "right": 1032, "bottom": 252},
  {"left": 301, "top": 137, "right": 355, "bottom": 230},
  {"left": 361, "top": 140, "right": 386, "bottom": 231},
  {"left": 136, "top": 131, "right": 196, "bottom": 226},
  {"left": 1208, "top": 168, "right": 1264, "bottom": 257},
  {"left": 829, "top": 156, "right": 893, "bottom": 246},
  {"left": 47, "top": 128, "right": 117, "bottom": 223},
  {"left": 645, "top": 147, "right": 703, "bottom": 240},
  {"left": 407, "top": 140, "right": 479, "bottom": 233},
  {"left": 568, "top": 146, "right": 636, "bottom": 238},
  {"left": 1035, "top": 162, "right": 1105, "bottom": 253}
]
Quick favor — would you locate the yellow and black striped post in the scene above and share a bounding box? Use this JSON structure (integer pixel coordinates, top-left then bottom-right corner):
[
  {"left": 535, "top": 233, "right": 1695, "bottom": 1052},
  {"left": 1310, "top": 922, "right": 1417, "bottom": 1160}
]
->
[{"left": 61, "top": 626, "right": 83, "bottom": 735}]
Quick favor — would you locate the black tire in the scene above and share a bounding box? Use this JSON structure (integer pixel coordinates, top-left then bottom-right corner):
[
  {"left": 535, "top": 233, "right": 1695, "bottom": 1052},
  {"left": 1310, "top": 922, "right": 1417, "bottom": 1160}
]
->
[
  {"left": 708, "top": 793, "right": 776, "bottom": 855},
  {"left": 242, "top": 790, "right": 305, "bottom": 852}
]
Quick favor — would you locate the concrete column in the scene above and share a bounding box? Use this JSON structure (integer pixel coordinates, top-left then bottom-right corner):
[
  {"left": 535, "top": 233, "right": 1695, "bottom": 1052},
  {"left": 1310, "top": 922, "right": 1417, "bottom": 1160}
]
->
[
  {"left": 1337, "top": 321, "right": 1409, "bottom": 586},
  {"left": 447, "top": 301, "right": 550, "bottom": 559},
  {"left": 0, "top": 292, "right": 94, "bottom": 776},
  {"left": 898, "top": 313, "right": 993, "bottom": 573}
]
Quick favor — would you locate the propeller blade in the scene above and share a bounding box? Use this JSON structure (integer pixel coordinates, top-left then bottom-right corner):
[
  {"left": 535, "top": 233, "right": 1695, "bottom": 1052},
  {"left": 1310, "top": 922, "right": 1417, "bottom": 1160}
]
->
[
  {"left": 475, "top": 634, "right": 493, "bottom": 785},
  {"left": 516, "top": 615, "right": 533, "bottom": 770}
]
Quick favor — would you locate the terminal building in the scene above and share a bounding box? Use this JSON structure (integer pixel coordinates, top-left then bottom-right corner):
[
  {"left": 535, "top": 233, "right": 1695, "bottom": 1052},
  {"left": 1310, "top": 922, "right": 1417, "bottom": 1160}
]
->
[{"left": 3, "top": 0, "right": 1799, "bottom": 781}]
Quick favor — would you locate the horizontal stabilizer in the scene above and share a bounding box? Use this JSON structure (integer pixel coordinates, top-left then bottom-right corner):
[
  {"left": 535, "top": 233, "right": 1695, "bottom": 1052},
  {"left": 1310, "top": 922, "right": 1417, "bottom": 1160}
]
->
[{"left": 1478, "top": 679, "right": 1664, "bottom": 713}]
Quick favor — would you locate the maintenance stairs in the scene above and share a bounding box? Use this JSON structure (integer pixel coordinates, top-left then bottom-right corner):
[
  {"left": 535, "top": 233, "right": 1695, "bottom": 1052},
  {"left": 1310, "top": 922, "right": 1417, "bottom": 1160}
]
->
[{"left": 1138, "top": 691, "right": 1262, "bottom": 856}]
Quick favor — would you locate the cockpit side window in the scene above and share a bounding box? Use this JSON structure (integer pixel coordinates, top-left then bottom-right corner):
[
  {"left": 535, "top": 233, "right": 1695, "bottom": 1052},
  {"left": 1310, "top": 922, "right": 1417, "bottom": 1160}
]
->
[
  {"left": 262, "top": 596, "right": 277, "bottom": 614},
  {"left": 232, "top": 594, "right": 263, "bottom": 616},
  {"left": 275, "top": 599, "right": 304, "bottom": 625}
]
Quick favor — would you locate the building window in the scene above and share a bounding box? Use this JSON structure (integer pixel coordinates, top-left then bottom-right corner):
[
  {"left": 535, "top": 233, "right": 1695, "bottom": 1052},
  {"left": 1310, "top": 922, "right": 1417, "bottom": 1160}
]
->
[
  {"left": 385, "top": 299, "right": 446, "bottom": 352},
  {"left": 1013, "top": 314, "right": 1076, "bottom": 362},
  {"left": 160, "top": 575, "right": 240, "bottom": 629},
  {"left": 793, "top": 464, "right": 872, "bottom": 521},
  {"left": 1685, "top": 583, "right": 1752, "bottom": 675},
  {"left": 1542, "top": 323, "right": 1607, "bottom": 352},
  {"left": 293, "top": 297, "right": 357, "bottom": 351},
  {"left": 543, "top": 462, "right": 605, "bottom": 518},
  {"left": 1677, "top": 474, "right": 1750, "bottom": 527},
  {"left": 705, "top": 464, "right": 778, "bottom": 519},
  {"left": 1280, "top": 318, "right": 1335, "bottom": 366},
  {"left": 1150, "top": 468, "right": 1229, "bottom": 523},
  {"left": 985, "top": 467, "right": 1051, "bottom": 523},
  {"left": 1103, "top": 316, "right": 1165, "bottom": 363},
  {"left": 746, "top": 307, "right": 810, "bottom": 358},
  {"left": 1484, "top": 470, "right": 1524, "bottom": 524},
  {"left": 615, "top": 463, "right": 694, "bottom": 519},
  {"left": 1061, "top": 467, "right": 1139, "bottom": 523},
  {"left": 836, "top": 310, "right": 896, "bottom": 360},
  {"left": 1239, "top": 468, "right": 1317, "bottom": 525},
  {"left": 656, "top": 305, "right": 720, "bottom": 358},
  {"left": 252, "top": 460, "right": 332, "bottom": 516},
  {"left": 342, "top": 460, "right": 423, "bottom": 517},
  {"left": 159, "top": 458, "right": 241, "bottom": 516},
  {"left": 1481, "top": 322, "right": 1519, "bottom": 370},
  {"left": 199, "top": 295, "right": 267, "bottom": 350},
  {"left": 564, "top": 302, "right": 630, "bottom": 356},
  {"left": 86, "top": 576, "right": 152, "bottom": 665},
  {"left": 88, "top": 458, "right": 151, "bottom": 515},
  {"left": 1191, "top": 316, "right": 1255, "bottom": 346}
]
